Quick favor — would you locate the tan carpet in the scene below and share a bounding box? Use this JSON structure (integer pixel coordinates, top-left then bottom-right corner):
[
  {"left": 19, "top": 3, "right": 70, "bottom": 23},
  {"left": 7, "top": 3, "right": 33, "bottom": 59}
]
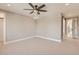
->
[{"left": 0, "top": 37, "right": 79, "bottom": 55}]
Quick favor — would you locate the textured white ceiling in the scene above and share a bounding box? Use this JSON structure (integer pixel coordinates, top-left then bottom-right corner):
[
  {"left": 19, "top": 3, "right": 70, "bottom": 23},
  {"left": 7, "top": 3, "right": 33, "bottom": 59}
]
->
[{"left": 0, "top": 3, "right": 79, "bottom": 17}]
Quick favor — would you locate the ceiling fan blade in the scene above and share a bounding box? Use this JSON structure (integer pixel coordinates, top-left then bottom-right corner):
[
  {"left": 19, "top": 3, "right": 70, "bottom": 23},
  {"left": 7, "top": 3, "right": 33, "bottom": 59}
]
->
[
  {"left": 29, "top": 3, "right": 34, "bottom": 9},
  {"left": 38, "top": 10, "right": 47, "bottom": 12},
  {"left": 24, "top": 9, "right": 33, "bottom": 10},
  {"left": 38, "top": 4, "right": 45, "bottom": 10},
  {"left": 30, "top": 10, "right": 34, "bottom": 14}
]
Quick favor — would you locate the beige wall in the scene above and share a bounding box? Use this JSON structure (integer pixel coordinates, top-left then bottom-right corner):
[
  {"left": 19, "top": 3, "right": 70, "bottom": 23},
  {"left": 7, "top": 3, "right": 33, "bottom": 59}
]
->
[
  {"left": 5, "top": 8, "right": 62, "bottom": 42},
  {"left": 6, "top": 12, "right": 36, "bottom": 41},
  {"left": 6, "top": 12, "right": 62, "bottom": 42},
  {"left": 36, "top": 14, "right": 61, "bottom": 41}
]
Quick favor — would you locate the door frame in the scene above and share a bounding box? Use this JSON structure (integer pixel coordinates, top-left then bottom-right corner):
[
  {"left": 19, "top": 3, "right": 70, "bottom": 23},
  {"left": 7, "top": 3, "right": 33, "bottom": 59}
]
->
[
  {"left": 0, "top": 12, "right": 6, "bottom": 44},
  {"left": 61, "top": 13, "right": 66, "bottom": 41},
  {"left": 3, "top": 13, "right": 6, "bottom": 44}
]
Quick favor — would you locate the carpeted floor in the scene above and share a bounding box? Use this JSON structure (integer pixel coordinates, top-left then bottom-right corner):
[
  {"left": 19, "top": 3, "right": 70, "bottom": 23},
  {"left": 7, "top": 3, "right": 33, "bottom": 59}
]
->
[{"left": 0, "top": 37, "right": 79, "bottom": 55}]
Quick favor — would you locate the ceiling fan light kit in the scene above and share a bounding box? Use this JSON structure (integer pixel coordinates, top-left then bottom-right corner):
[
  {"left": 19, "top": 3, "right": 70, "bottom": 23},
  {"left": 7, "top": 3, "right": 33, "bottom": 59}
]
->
[{"left": 33, "top": 15, "right": 39, "bottom": 20}]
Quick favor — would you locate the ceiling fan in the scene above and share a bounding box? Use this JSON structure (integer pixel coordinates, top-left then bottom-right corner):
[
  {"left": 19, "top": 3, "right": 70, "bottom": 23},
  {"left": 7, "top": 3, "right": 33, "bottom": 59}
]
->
[{"left": 24, "top": 3, "right": 47, "bottom": 15}]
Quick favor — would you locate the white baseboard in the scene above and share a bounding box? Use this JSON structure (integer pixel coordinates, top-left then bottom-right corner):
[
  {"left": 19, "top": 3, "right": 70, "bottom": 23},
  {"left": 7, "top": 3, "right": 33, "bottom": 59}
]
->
[
  {"left": 35, "top": 36, "right": 61, "bottom": 43},
  {"left": 6, "top": 35, "right": 61, "bottom": 44},
  {"left": 6, "top": 36, "right": 35, "bottom": 44}
]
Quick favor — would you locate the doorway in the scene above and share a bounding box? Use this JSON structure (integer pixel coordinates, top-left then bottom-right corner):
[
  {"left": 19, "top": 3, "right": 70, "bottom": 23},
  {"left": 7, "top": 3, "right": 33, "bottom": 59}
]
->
[
  {"left": 66, "top": 18, "right": 73, "bottom": 38},
  {"left": 62, "top": 16, "right": 78, "bottom": 40}
]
